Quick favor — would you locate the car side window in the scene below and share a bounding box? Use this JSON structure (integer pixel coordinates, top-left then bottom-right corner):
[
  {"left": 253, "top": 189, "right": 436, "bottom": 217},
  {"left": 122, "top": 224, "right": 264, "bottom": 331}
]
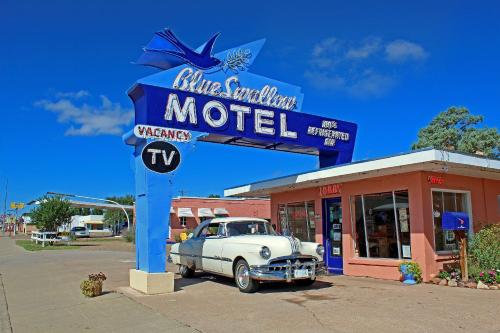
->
[
  {"left": 217, "top": 224, "right": 226, "bottom": 237},
  {"left": 198, "top": 223, "right": 220, "bottom": 238}
]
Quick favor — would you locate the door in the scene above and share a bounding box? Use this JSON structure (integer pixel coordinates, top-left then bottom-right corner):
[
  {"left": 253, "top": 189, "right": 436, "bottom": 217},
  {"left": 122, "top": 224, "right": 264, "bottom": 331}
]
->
[
  {"left": 200, "top": 222, "right": 224, "bottom": 273},
  {"left": 323, "top": 197, "right": 343, "bottom": 274}
]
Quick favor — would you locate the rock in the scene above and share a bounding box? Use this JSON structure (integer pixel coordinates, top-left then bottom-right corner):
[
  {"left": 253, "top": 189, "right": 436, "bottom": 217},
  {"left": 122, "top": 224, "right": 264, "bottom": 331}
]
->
[
  {"left": 457, "top": 281, "right": 465, "bottom": 288},
  {"left": 477, "top": 281, "right": 489, "bottom": 290},
  {"left": 465, "top": 281, "right": 477, "bottom": 289},
  {"left": 448, "top": 279, "right": 458, "bottom": 287},
  {"left": 489, "top": 285, "right": 498, "bottom": 290},
  {"left": 431, "top": 277, "right": 441, "bottom": 285},
  {"left": 439, "top": 279, "right": 448, "bottom": 286}
]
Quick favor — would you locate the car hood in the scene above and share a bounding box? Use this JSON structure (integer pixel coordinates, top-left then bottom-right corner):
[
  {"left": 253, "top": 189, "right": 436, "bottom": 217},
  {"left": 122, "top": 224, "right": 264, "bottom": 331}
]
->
[{"left": 226, "top": 235, "right": 304, "bottom": 257}]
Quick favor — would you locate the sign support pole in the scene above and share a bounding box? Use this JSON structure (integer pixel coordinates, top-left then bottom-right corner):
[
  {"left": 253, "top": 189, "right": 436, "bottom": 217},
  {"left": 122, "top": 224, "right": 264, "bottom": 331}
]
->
[
  {"left": 454, "top": 230, "right": 468, "bottom": 281},
  {"left": 123, "top": 129, "right": 195, "bottom": 294}
]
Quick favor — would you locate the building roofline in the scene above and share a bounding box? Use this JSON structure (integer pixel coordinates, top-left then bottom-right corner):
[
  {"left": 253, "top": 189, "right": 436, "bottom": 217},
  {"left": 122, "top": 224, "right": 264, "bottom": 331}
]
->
[
  {"left": 172, "top": 196, "right": 270, "bottom": 201},
  {"left": 224, "top": 148, "right": 500, "bottom": 197}
]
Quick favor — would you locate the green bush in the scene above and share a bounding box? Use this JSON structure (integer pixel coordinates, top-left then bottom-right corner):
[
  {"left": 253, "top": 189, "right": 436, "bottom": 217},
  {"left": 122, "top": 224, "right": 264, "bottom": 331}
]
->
[
  {"left": 437, "top": 270, "right": 451, "bottom": 280},
  {"left": 469, "top": 224, "right": 500, "bottom": 271},
  {"left": 123, "top": 228, "right": 135, "bottom": 243}
]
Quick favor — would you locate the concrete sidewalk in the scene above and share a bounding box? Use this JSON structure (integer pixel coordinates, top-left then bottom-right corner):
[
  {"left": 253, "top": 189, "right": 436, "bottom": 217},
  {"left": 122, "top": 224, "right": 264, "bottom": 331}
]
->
[
  {"left": 0, "top": 236, "right": 197, "bottom": 333},
  {"left": 1, "top": 235, "right": 499, "bottom": 333}
]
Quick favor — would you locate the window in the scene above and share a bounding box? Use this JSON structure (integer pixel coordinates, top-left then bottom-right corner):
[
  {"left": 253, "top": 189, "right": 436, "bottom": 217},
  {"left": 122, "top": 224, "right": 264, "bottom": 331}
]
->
[
  {"left": 197, "top": 223, "right": 220, "bottom": 238},
  {"left": 432, "top": 190, "right": 471, "bottom": 252},
  {"left": 352, "top": 191, "right": 411, "bottom": 259},
  {"left": 180, "top": 217, "right": 187, "bottom": 227},
  {"left": 226, "top": 221, "right": 276, "bottom": 236},
  {"left": 281, "top": 201, "right": 315, "bottom": 242}
]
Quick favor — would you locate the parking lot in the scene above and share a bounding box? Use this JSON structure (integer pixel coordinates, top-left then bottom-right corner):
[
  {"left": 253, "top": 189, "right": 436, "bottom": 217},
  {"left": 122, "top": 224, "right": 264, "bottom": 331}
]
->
[{"left": 1, "top": 236, "right": 499, "bottom": 333}]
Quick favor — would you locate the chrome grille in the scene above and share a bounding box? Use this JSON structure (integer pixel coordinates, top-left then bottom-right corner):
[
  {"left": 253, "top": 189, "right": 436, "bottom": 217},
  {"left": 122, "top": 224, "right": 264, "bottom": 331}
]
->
[
  {"left": 285, "top": 236, "right": 300, "bottom": 254},
  {"left": 267, "top": 256, "right": 317, "bottom": 271}
]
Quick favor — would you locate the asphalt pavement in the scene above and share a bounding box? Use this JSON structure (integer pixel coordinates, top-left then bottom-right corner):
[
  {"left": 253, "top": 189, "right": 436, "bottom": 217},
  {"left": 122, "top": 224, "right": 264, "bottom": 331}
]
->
[{"left": 1, "top": 235, "right": 499, "bottom": 333}]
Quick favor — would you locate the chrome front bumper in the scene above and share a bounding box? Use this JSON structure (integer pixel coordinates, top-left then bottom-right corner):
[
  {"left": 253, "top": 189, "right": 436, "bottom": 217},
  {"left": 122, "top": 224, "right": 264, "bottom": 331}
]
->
[{"left": 249, "top": 256, "right": 325, "bottom": 282}]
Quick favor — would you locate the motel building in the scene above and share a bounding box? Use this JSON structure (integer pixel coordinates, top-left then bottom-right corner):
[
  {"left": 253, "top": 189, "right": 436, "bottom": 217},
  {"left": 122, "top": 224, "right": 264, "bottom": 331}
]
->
[{"left": 225, "top": 148, "right": 500, "bottom": 282}]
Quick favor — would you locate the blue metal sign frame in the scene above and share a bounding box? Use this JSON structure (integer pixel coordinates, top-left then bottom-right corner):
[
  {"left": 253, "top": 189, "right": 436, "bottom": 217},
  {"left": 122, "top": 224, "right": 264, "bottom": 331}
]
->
[{"left": 124, "top": 29, "right": 359, "bottom": 274}]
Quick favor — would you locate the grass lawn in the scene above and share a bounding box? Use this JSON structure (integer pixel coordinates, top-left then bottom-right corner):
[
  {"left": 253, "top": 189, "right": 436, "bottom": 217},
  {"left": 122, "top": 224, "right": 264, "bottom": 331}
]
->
[
  {"left": 16, "top": 240, "right": 80, "bottom": 251},
  {"left": 75, "top": 237, "right": 127, "bottom": 242}
]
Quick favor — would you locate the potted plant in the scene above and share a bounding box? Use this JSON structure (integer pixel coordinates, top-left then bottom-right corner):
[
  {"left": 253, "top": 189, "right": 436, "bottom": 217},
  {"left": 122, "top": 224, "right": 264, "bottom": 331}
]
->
[
  {"left": 80, "top": 272, "right": 107, "bottom": 297},
  {"left": 399, "top": 261, "right": 422, "bottom": 285}
]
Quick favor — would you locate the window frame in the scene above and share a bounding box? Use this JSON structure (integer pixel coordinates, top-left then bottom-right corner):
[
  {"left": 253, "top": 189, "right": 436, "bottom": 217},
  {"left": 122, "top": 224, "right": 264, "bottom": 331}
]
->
[
  {"left": 351, "top": 189, "right": 411, "bottom": 260},
  {"left": 430, "top": 188, "right": 474, "bottom": 255}
]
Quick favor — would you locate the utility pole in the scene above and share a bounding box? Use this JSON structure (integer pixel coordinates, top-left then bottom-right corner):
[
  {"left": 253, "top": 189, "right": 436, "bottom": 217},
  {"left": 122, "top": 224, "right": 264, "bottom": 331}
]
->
[{"left": 2, "top": 179, "right": 7, "bottom": 233}]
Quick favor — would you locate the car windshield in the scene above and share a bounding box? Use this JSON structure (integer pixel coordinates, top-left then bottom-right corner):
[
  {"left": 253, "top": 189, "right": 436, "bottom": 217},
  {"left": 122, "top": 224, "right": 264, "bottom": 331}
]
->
[
  {"left": 73, "top": 227, "right": 86, "bottom": 231},
  {"left": 226, "top": 221, "right": 276, "bottom": 236}
]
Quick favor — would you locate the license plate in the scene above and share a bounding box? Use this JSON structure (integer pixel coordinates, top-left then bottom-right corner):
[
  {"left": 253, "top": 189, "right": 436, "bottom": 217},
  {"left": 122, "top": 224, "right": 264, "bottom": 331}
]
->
[{"left": 294, "top": 269, "right": 310, "bottom": 278}]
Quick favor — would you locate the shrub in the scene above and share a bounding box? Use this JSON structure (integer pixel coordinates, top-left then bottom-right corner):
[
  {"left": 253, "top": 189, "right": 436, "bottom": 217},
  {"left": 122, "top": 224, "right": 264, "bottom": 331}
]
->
[
  {"left": 477, "top": 270, "right": 498, "bottom": 284},
  {"left": 80, "top": 272, "right": 107, "bottom": 297},
  {"left": 437, "top": 268, "right": 461, "bottom": 281},
  {"left": 469, "top": 224, "right": 500, "bottom": 271},
  {"left": 437, "top": 270, "right": 451, "bottom": 280},
  {"left": 123, "top": 228, "right": 135, "bottom": 243},
  {"left": 399, "top": 261, "right": 423, "bottom": 283}
]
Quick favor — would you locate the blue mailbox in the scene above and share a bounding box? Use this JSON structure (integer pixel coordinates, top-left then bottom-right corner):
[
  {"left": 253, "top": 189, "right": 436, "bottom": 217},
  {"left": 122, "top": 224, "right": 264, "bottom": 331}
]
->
[{"left": 442, "top": 211, "right": 469, "bottom": 231}]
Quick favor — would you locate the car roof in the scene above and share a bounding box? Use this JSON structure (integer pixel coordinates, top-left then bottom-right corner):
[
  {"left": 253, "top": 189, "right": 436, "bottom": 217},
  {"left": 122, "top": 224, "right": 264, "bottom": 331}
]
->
[
  {"left": 208, "top": 217, "right": 269, "bottom": 223},
  {"left": 192, "top": 217, "right": 269, "bottom": 235}
]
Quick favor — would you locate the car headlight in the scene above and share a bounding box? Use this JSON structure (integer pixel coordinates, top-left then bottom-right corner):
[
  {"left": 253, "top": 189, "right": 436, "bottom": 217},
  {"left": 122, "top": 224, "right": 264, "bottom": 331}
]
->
[
  {"left": 259, "top": 246, "right": 271, "bottom": 259},
  {"left": 316, "top": 245, "right": 325, "bottom": 256}
]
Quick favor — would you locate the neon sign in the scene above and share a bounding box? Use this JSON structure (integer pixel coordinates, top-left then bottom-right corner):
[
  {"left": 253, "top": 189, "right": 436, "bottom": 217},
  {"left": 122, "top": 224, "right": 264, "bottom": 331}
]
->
[{"left": 130, "top": 29, "right": 357, "bottom": 167}]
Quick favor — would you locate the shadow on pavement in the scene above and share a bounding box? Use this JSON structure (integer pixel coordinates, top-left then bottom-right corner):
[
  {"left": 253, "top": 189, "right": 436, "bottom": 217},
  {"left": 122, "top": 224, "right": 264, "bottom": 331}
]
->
[{"left": 173, "top": 271, "right": 334, "bottom": 293}]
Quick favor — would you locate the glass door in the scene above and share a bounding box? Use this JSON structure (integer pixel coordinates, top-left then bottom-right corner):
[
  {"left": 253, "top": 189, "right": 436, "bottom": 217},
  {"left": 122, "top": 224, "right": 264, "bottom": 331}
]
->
[{"left": 324, "top": 197, "right": 343, "bottom": 274}]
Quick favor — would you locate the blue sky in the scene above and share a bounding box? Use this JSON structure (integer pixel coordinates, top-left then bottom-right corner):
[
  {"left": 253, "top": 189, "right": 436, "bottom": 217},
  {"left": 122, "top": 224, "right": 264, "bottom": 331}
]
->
[{"left": 1, "top": 0, "right": 499, "bottom": 213}]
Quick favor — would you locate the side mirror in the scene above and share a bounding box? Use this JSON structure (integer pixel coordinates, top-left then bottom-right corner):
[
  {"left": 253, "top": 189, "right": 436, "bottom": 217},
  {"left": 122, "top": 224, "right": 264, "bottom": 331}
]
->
[{"left": 188, "top": 233, "right": 194, "bottom": 239}]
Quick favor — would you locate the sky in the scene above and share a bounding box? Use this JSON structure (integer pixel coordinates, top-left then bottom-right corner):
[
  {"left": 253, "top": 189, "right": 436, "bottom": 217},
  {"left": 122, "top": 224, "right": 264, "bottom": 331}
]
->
[{"left": 1, "top": 0, "right": 499, "bottom": 214}]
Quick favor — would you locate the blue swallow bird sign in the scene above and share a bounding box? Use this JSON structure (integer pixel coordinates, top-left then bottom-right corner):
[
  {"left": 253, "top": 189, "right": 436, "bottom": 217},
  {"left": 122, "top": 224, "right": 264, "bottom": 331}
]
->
[{"left": 123, "top": 29, "right": 358, "bottom": 280}]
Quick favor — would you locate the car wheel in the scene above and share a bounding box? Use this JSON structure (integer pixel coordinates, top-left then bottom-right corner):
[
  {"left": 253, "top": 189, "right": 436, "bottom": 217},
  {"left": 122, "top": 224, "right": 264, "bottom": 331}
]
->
[
  {"left": 179, "top": 265, "right": 195, "bottom": 278},
  {"left": 294, "top": 278, "right": 316, "bottom": 287},
  {"left": 234, "top": 259, "right": 259, "bottom": 293}
]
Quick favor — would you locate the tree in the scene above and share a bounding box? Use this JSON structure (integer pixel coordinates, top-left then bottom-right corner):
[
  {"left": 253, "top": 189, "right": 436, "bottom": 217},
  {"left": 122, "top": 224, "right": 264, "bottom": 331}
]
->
[
  {"left": 103, "top": 195, "right": 134, "bottom": 234},
  {"left": 31, "top": 196, "right": 73, "bottom": 232},
  {"left": 412, "top": 106, "right": 500, "bottom": 158},
  {"left": 208, "top": 194, "right": 221, "bottom": 198}
]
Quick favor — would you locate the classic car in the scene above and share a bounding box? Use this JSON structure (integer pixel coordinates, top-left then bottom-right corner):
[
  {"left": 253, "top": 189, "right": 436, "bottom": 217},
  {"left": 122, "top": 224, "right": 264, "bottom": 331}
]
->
[{"left": 169, "top": 217, "right": 325, "bottom": 293}]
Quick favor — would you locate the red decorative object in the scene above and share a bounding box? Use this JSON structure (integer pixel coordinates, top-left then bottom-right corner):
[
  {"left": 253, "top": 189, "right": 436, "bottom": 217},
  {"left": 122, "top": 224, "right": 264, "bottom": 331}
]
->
[
  {"left": 427, "top": 175, "right": 445, "bottom": 185},
  {"left": 319, "top": 184, "right": 342, "bottom": 197}
]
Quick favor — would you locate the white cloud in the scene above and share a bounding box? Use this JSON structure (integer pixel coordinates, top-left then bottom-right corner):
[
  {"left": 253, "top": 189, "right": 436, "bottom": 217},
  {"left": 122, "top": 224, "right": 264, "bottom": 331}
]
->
[
  {"left": 306, "top": 36, "right": 427, "bottom": 98},
  {"left": 310, "top": 37, "right": 341, "bottom": 69},
  {"left": 385, "top": 40, "right": 428, "bottom": 63},
  {"left": 36, "top": 92, "right": 133, "bottom": 136},
  {"left": 348, "top": 71, "right": 396, "bottom": 98},
  {"left": 55, "top": 90, "right": 90, "bottom": 99},
  {"left": 345, "top": 37, "right": 381, "bottom": 60}
]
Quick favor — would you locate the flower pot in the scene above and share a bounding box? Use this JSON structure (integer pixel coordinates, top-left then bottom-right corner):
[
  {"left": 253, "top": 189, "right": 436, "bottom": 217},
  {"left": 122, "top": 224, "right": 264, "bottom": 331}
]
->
[
  {"left": 81, "top": 280, "right": 103, "bottom": 297},
  {"left": 400, "top": 264, "right": 416, "bottom": 285}
]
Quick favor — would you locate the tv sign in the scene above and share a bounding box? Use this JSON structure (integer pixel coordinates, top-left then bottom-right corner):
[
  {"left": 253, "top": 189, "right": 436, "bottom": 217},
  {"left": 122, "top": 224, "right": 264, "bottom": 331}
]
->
[{"left": 141, "top": 141, "right": 181, "bottom": 174}]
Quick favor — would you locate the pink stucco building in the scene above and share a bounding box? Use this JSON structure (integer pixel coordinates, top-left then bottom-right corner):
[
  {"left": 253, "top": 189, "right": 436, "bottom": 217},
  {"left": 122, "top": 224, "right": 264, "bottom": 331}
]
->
[
  {"left": 225, "top": 149, "right": 500, "bottom": 282},
  {"left": 169, "top": 196, "right": 270, "bottom": 239}
]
